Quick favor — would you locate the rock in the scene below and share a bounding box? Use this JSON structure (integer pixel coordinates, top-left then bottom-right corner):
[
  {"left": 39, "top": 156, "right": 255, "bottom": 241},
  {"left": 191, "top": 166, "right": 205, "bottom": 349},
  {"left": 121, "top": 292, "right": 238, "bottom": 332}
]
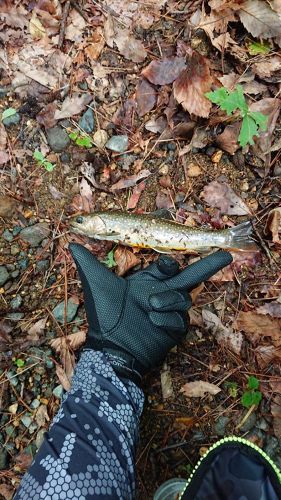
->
[
  {"left": 12, "top": 226, "right": 22, "bottom": 236},
  {"left": 20, "top": 223, "right": 50, "bottom": 247},
  {"left": 265, "top": 436, "right": 279, "bottom": 457},
  {"left": 0, "top": 86, "right": 10, "bottom": 98},
  {"left": 256, "top": 418, "right": 269, "bottom": 431},
  {"left": 106, "top": 135, "right": 128, "bottom": 153},
  {"left": 79, "top": 107, "right": 95, "bottom": 133},
  {"left": 46, "top": 126, "right": 70, "bottom": 152},
  {"left": 36, "top": 259, "right": 49, "bottom": 272},
  {"left": 3, "top": 112, "right": 20, "bottom": 127},
  {"left": 8, "top": 402, "right": 18, "bottom": 414},
  {"left": 11, "top": 270, "right": 20, "bottom": 278},
  {"left": 60, "top": 152, "right": 71, "bottom": 163},
  {"left": 6, "top": 312, "right": 24, "bottom": 321},
  {"left": 30, "top": 399, "right": 40, "bottom": 410},
  {"left": 0, "top": 266, "right": 9, "bottom": 286},
  {"left": 186, "top": 163, "right": 202, "bottom": 177},
  {"left": 2, "top": 229, "right": 13, "bottom": 242},
  {"left": 20, "top": 415, "right": 32, "bottom": 428},
  {"left": 274, "top": 163, "right": 281, "bottom": 176},
  {"left": 239, "top": 412, "right": 256, "bottom": 433},
  {"left": 0, "top": 450, "right": 8, "bottom": 470},
  {"left": 93, "top": 129, "right": 108, "bottom": 148},
  {"left": 11, "top": 244, "right": 20, "bottom": 255},
  {"left": 10, "top": 295, "right": 22, "bottom": 309},
  {"left": 52, "top": 297, "right": 79, "bottom": 324},
  {"left": 0, "top": 195, "right": 16, "bottom": 218},
  {"left": 5, "top": 425, "right": 15, "bottom": 437},
  {"left": 53, "top": 385, "right": 63, "bottom": 399},
  {"left": 214, "top": 416, "right": 229, "bottom": 437},
  {"left": 18, "top": 258, "right": 29, "bottom": 270}
]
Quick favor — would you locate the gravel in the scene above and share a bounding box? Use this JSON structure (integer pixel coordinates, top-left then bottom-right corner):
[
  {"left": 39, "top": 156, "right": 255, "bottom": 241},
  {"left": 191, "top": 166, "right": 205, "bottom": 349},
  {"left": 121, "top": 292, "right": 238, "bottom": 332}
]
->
[
  {"left": 0, "top": 266, "right": 9, "bottom": 286},
  {"left": 106, "top": 135, "right": 128, "bottom": 153},
  {"left": 52, "top": 297, "right": 79, "bottom": 324},
  {"left": 46, "top": 126, "right": 70, "bottom": 152},
  {"left": 3, "top": 112, "right": 20, "bottom": 127},
  {"left": 79, "top": 107, "right": 95, "bottom": 133},
  {"left": 20, "top": 222, "right": 50, "bottom": 247}
]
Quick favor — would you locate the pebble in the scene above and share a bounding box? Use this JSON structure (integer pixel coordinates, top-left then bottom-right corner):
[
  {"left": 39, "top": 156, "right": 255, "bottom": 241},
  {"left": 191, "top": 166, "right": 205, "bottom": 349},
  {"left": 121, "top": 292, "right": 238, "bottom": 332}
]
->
[
  {"left": 53, "top": 385, "right": 63, "bottom": 399},
  {"left": 256, "top": 418, "right": 269, "bottom": 431},
  {"left": 10, "top": 295, "right": 22, "bottom": 309},
  {"left": 93, "top": 129, "right": 108, "bottom": 148},
  {"left": 159, "top": 164, "right": 169, "bottom": 175},
  {"left": 239, "top": 412, "right": 256, "bottom": 433},
  {"left": 11, "top": 270, "right": 20, "bottom": 278},
  {"left": 5, "top": 425, "right": 15, "bottom": 437},
  {"left": 52, "top": 297, "right": 79, "bottom": 324},
  {"left": 36, "top": 259, "right": 49, "bottom": 272},
  {"left": 6, "top": 312, "right": 24, "bottom": 321},
  {"left": 11, "top": 244, "right": 20, "bottom": 255},
  {"left": 214, "top": 416, "right": 229, "bottom": 436},
  {"left": 30, "top": 399, "right": 40, "bottom": 409},
  {"left": 2, "top": 229, "right": 13, "bottom": 242},
  {"left": 0, "top": 266, "right": 9, "bottom": 286},
  {"left": 8, "top": 402, "right": 18, "bottom": 414},
  {"left": 79, "top": 107, "right": 95, "bottom": 133},
  {"left": 186, "top": 163, "right": 202, "bottom": 177},
  {"left": 106, "top": 135, "right": 128, "bottom": 153},
  {"left": 6, "top": 371, "right": 18, "bottom": 387},
  {"left": 20, "top": 222, "right": 50, "bottom": 247},
  {"left": 20, "top": 415, "right": 32, "bottom": 428},
  {"left": 12, "top": 225, "right": 22, "bottom": 236},
  {"left": 46, "top": 126, "right": 70, "bottom": 152},
  {"left": 0, "top": 196, "right": 16, "bottom": 218},
  {"left": 0, "top": 86, "right": 10, "bottom": 98},
  {"left": 60, "top": 152, "right": 71, "bottom": 163},
  {"left": 18, "top": 258, "right": 29, "bottom": 270},
  {"left": 274, "top": 163, "right": 281, "bottom": 176},
  {"left": 265, "top": 435, "right": 279, "bottom": 457},
  {"left": 0, "top": 450, "right": 8, "bottom": 470},
  {"left": 3, "top": 112, "right": 20, "bottom": 127}
]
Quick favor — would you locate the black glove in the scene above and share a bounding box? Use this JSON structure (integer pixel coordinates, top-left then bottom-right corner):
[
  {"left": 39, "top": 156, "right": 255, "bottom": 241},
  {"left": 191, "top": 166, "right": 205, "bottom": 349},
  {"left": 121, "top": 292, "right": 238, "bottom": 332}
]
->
[{"left": 69, "top": 244, "right": 232, "bottom": 384}]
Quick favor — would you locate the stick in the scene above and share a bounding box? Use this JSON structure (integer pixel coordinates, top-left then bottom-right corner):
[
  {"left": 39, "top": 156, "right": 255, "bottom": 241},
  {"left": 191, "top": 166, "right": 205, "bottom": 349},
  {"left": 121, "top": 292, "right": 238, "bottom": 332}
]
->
[{"left": 58, "top": 0, "right": 71, "bottom": 50}]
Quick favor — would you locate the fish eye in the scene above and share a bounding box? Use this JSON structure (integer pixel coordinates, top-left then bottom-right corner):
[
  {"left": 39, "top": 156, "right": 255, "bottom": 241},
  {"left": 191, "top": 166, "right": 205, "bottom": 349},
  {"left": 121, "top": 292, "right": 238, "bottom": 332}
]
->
[{"left": 76, "top": 216, "right": 84, "bottom": 224}]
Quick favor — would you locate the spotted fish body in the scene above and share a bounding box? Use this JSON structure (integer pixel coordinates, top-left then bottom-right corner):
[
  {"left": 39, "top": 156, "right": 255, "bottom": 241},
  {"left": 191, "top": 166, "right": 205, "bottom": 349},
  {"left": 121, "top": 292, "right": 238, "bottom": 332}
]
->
[{"left": 70, "top": 211, "right": 257, "bottom": 253}]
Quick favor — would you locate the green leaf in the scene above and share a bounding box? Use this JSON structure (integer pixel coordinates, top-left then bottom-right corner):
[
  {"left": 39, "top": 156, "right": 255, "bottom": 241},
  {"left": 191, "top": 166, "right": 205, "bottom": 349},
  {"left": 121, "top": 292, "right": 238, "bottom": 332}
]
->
[
  {"left": 69, "top": 132, "right": 78, "bottom": 141},
  {"left": 15, "top": 358, "right": 25, "bottom": 368},
  {"left": 101, "top": 249, "right": 116, "bottom": 268},
  {"left": 43, "top": 160, "right": 56, "bottom": 172},
  {"left": 238, "top": 114, "right": 258, "bottom": 147},
  {"left": 2, "top": 107, "right": 17, "bottom": 120},
  {"left": 75, "top": 136, "right": 93, "bottom": 148},
  {"left": 248, "top": 111, "right": 268, "bottom": 131},
  {"left": 248, "top": 41, "right": 270, "bottom": 56},
  {"left": 247, "top": 375, "right": 259, "bottom": 390},
  {"left": 33, "top": 150, "right": 45, "bottom": 163},
  {"left": 206, "top": 85, "right": 248, "bottom": 116},
  {"left": 224, "top": 381, "right": 238, "bottom": 398},
  {"left": 241, "top": 389, "right": 262, "bottom": 408},
  {"left": 205, "top": 87, "right": 229, "bottom": 104}
]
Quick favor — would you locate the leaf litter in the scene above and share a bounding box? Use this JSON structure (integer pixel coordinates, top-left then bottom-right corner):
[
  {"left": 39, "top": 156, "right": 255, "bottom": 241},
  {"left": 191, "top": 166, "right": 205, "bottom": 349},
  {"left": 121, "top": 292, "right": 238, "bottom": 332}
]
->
[{"left": 1, "top": 0, "right": 281, "bottom": 492}]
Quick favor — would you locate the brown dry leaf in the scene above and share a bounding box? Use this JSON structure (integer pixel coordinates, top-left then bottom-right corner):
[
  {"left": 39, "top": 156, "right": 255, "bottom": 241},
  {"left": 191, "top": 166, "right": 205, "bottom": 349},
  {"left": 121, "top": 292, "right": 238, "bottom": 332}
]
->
[
  {"left": 234, "top": 311, "right": 281, "bottom": 346},
  {"left": 189, "top": 307, "right": 203, "bottom": 327},
  {"left": 0, "top": 319, "right": 12, "bottom": 346},
  {"left": 14, "top": 450, "right": 33, "bottom": 471},
  {"left": 110, "top": 169, "right": 151, "bottom": 191},
  {"left": 136, "top": 79, "right": 157, "bottom": 117},
  {"left": 173, "top": 48, "right": 212, "bottom": 118},
  {"left": 84, "top": 28, "right": 105, "bottom": 61},
  {"left": 0, "top": 484, "right": 14, "bottom": 500},
  {"left": 55, "top": 364, "right": 71, "bottom": 392},
  {"left": 50, "top": 331, "right": 86, "bottom": 353},
  {"left": 250, "top": 98, "right": 281, "bottom": 164},
  {"left": 265, "top": 207, "right": 281, "bottom": 244},
  {"left": 65, "top": 9, "right": 86, "bottom": 42},
  {"left": 54, "top": 94, "right": 92, "bottom": 120},
  {"left": 0, "top": 122, "right": 7, "bottom": 150},
  {"left": 114, "top": 247, "right": 141, "bottom": 276},
  {"left": 271, "top": 394, "right": 281, "bottom": 439},
  {"left": 0, "top": 151, "right": 9, "bottom": 165},
  {"left": 29, "top": 12, "right": 46, "bottom": 39},
  {"left": 161, "top": 366, "right": 174, "bottom": 399},
  {"left": 210, "top": 250, "right": 261, "bottom": 282},
  {"left": 202, "top": 181, "right": 250, "bottom": 215},
  {"left": 257, "top": 302, "right": 281, "bottom": 318},
  {"left": 106, "top": 16, "right": 147, "bottom": 63},
  {"left": 0, "top": 195, "right": 17, "bottom": 218},
  {"left": 202, "top": 309, "right": 243, "bottom": 355},
  {"left": 255, "top": 345, "right": 281, "bottom": 368},
  {"left": 36, "top": 102, "right": 57, "bottom": 128},
  {"left": 180, "top": 380, "right": 221, "bottom": 398},
  {"left": 145, "top": 116, "right": 167, "bottom": 134},
  {"left": 35, "top": 404, "right": 50, "bottom": 427},
  {"left": 80, "top": 178, "right": 93, "bottom": 213},
  {"left": 216, "top": 122, "right": 241, "bottom": 155},
  {"left": 156, "top": 190, "right": 174, "bottom": 210},
  {"left": 142, "top": 57, "right": 186, "bottom": 85},
  {"left": 27, "top": 317, "right": 47, "bottom": 343},
  {"left": 104, "top": 0, "right": 167, "bottom": 30},
  {"left": 127, "top": 181, "right": 146, "bottom": 210},
  {"left": 238, "top": 0, "right": 281, "bottom": 39},
  {"left": 253, "top": 56, "right": 281, "bottom": 78}
]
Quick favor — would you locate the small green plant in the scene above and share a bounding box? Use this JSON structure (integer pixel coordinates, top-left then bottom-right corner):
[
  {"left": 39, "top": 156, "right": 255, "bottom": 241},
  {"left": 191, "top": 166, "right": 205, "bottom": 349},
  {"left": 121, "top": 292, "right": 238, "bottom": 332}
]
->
[
  {"left": 33, "top": 150, "right": 56, "bottom": 172},
  {"left": 205, "top": 85, "right": 268, "bottom": 147},
  {"left": 101, "top": 249, "right": 116, "bottom": 269},
  {"left": 225, "top": 381, "right": 238, "bottom": 398},
  {"left": 248, "top": 41, "right": 270, "bottom": 56},
  {"left": 69, "top": 131, "right": 93, "bottom": 148},
  {"left": 2, "top": 107, "right": 17, "bottom": 121},
  {"left": 241, "top": 376, "right": 262, "bottom": 408},
  {"left": 15, "top": 358, "right": 25, "bottom": 368}
]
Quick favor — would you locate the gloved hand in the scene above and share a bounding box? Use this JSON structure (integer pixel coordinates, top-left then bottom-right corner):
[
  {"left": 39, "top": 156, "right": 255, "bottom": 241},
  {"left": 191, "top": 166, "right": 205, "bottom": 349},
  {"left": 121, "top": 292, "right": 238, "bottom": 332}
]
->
[{"left": 69, "top": 244, "right": 232, "bottom": 384}]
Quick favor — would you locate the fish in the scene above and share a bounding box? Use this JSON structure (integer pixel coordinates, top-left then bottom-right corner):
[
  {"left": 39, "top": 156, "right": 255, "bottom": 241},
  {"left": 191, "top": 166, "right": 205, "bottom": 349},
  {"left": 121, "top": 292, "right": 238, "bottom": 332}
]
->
[{"left": 69, "top": 211, "right": 257, "bottom": 253}]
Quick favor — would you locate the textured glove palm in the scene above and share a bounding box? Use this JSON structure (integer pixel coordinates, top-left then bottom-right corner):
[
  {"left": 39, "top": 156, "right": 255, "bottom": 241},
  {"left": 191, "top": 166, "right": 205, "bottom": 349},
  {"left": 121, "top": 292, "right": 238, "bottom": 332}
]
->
[{"left": 70, "top": 244, "right": 232, "bottom": 384}]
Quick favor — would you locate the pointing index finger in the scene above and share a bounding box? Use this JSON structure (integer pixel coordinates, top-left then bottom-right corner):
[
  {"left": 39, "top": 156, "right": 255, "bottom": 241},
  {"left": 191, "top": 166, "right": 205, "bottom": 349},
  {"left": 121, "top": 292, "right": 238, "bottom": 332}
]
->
[{"left": 166, "top": 251, "right": 233, "bottom": 291}]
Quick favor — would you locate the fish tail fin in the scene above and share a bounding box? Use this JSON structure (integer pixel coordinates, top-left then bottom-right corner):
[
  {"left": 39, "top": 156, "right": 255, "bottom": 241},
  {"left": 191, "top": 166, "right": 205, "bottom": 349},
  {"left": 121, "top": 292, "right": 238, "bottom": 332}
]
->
[{"left": 226, "top": 221, "right": 258, "bottom": 251}]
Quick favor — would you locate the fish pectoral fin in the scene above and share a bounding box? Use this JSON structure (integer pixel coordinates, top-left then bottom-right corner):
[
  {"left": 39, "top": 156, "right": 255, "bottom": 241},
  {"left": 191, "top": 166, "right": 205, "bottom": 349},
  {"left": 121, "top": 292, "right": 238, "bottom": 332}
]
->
[
  {"left": 152, "top": 246, "right": 173, "bottom": 254},
  {"left": 99, "top": 231, "right": 121, "bottom": 240}
]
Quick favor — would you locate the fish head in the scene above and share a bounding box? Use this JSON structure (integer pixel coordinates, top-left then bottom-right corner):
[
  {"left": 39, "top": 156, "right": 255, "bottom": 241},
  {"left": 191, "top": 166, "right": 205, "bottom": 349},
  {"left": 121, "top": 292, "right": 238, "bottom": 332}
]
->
[{"left": 69, "top": 214, "right": 107, "bottom": 237}]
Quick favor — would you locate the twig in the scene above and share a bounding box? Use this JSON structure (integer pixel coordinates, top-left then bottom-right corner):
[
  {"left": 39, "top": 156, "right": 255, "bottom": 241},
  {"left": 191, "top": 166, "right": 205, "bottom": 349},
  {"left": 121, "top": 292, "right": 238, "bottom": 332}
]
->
[
  {"left": 58, "top": 0, "right": 71, "bottom": 50},
  {"left": 235, "top": 404, "right": 256, "bottom": 431},
  {"left": 70, "top": 0, "right": 88, "bottom": 22}
]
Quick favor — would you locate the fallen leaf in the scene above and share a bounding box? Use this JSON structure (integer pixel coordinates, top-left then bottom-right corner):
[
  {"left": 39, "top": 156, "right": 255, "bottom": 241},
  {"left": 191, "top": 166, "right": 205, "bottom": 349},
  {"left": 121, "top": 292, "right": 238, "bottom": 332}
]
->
[
  {"left": 238, "top": 0, "right": 281, "bottom": 39},
  {"left": 35, "top": 404, "right": 50, "bottom": 427},
  {"left": 36, "top": 102, "right": 57, "bottom": 128},
  {"left": 0, "top": 122, "right": 7, "bottom": 149},
  {"left": 50, "top": 331, "right": 86, "bottom": 353},
  {"left": 127, "top": 181, "right": 146, "bottom": 209},
  {"left": 0, "top": 484, "right": 14, "bottom": 500},
  {"left": 253, "top": 56, "right": 281, "bottom": 78},
  {"left": 257, "top": 302, "right": 281, "bottom": 318},
  {"left": 55, "top": 364, "right": 71, "bottom": 392},
  {"left": 84, "top": 28, "right": 105, "bottom": 61},
  {"left": 110, "top": 169, "right": 151, "bottom": 191},
  {"left": 49, "top": 184, "right": 64, "bottom": 200},
  {"left": 29, "top": 12, "right": 46, "bottom": 39},
  {"left": 202, "top": 309, "right": 243, "bottom": 355},
  {"left": 14, "top": 450, "right": 33, "bottom": 471},
  {"left": 180, "top": 380, "right": 221, "bottom": 398},
  {"left": 145, "top": 116, "right": 167, "bottom": 133},
  {"left": 142, "top": 57, "right": 186, "bottom": 85},
  {"left": 136, "top": 79, "right": 157, "bottom": 117},
  {"left": 249, "top": 98, "right": 281, "bottom": 164},
  {"left": 0, "top": 319, "right": 12, "bottom": 346},
  {"left": 265, "top": 207, "right": 281, "bottom": 244},
  {"left": 234, "top": 311, "right": 281, "bottom": 346},
  {"left": 80, "top": 178, "right": 93, "bottom": 213},
  {"left": 54, "top": 94, "right": 92, "bottom": 120},
  {"left": 271, "top": 394, "right": 281, "bottom": 439},
  {"left": 114, "top": 25, "right": 147, "bottom": 63},
  {"left": 0, "top": 195, "right": 17, "bottom": 218},
  {"left": 161, "top": 366, "right": 174, "bottom": 399},
  {"left": 156, "top": 190, "right": 174, "bottom": 210},
  {"left": 114, "top": 247, "right": 141, "bottom": 276},
  {"left": 27, "top": 317, "right": 47, "bottom": 342},
  {"left": 255, "top": 345, "right": 281, "bottom": 368},
  {"left": 112, "top": 98, "right": 136, "bottom": 132},
  {"left": 173, "top": 48, "right": 212, "bottom": 118},
  {"left": 202, "top": 181, "right": 250, "bottom": 215},
  {"left": 216, "top": 122, "right": 241, "bottom": 155},
  {"left": 210, "top": 250, "right": 261, "bottom": 282},
  {"left": 0, "top": 151, "right": 9, "bottom": 165}
]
